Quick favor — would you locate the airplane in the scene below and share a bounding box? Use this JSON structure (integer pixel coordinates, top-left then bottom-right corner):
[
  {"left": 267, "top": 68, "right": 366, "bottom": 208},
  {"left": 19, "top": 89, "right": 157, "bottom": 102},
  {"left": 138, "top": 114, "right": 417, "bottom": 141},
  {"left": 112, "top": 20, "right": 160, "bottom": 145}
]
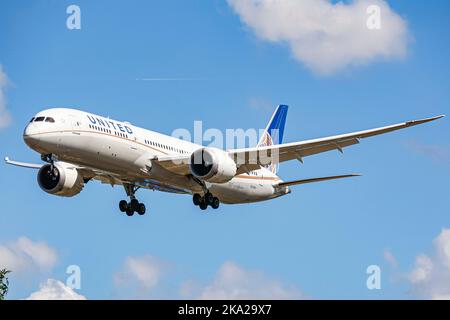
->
[{"left": 4, "top": 105, "right": 444, "bottom": 216}]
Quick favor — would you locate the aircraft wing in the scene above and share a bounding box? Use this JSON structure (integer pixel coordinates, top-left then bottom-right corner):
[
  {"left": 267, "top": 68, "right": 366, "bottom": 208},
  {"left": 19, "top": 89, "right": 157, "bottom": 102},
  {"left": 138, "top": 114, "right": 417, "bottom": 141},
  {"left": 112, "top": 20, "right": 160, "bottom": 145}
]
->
[
  {"left": 4, "top": 157, "right": 43, "bottom": 169},
  {"left": 4, "top": 157, "right": 124, "bottom": 184},
  {"left": 228, "top": 115, "right": 444, "bottom": 168},
  {"left": 149, "top": 115, "right": 444, "bottom": 176},
  {"left": 4, "top": 156, "right": 190, "bottom": 194}
]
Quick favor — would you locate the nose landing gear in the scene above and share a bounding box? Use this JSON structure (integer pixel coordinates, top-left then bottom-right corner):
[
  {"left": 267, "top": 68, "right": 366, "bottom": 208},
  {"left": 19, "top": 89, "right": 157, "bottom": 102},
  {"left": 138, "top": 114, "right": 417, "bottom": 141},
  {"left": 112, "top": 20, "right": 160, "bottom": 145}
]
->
[
  {"left": 193, "top": 192, "right": 220, "bottom": 210},
  {"left": 119, "top": 184, "right": 146, "bottom": 216}
]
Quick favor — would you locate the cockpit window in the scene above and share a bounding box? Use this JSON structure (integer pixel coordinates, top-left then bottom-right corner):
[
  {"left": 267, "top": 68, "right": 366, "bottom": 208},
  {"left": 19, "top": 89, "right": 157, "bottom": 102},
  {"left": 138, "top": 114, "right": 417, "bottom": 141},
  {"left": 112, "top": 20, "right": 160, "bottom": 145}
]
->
[
  {"left": 29, "top": 117, "right": 35, "bottom": 123},
  {"left": 35, "top": 117, "right": 45, "bottom": 122},
  {"left": 45, "top": 117, "right": 55, "bottom": 123}
]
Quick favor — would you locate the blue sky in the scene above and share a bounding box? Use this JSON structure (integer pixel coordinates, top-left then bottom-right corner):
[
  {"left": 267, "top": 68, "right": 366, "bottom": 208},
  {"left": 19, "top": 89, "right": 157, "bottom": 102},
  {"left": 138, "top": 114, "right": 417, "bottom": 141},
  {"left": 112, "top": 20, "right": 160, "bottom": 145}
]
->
[{"left": 1, "top": 0, "right": 449, "bottom": 299}]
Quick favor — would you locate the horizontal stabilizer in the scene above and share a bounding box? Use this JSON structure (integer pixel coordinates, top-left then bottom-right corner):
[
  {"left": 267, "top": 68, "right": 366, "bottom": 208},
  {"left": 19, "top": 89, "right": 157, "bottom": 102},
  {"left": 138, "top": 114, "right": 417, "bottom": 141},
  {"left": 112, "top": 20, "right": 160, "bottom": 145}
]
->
[{"left": 276, "top": 174, "right": 360, "bottom": 187}]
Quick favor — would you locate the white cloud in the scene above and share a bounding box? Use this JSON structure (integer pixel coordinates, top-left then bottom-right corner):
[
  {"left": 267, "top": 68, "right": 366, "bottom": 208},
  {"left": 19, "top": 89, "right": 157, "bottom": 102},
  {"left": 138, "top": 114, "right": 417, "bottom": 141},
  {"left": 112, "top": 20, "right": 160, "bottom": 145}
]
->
[
  {"left": 0, "top": 64, "right": 12, "bottom": 128},
  {"left": 114, "top": 255, "right": 167, "bottom": 290},
  {"left": 409, "top": 254, "right": 433, "bottom": 284},
  {"left": 183, "top": 261, "right": 303, "bottom": 300},
  {"left": 383, "top": 248, "right": 398, "bottom": 269},
  {"left": 26, "top": 279, "right": 86, "bottom": 300},
  {"left": 0, "top": 237, "right": 58, "bottom": 273},
  {"left": 408, "top": 229, "right": 450, "bottom": 299},
  {"left": 432, "top": 294, "right": 450, "bottom": 300},
  {"left": 114, "top": 256, "right": 303, "bottom": 299},
  {"left": 227, "top": 0, "right": 409, "bottom": 75}
]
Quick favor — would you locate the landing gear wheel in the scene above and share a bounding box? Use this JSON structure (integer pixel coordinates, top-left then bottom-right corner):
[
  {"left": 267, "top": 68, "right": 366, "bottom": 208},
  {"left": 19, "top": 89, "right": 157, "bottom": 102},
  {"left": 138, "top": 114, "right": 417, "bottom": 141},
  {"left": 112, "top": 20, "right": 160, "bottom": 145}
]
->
[
  {"left": 193, "top": 194, "right": 202, "bottom": 206},
  {"left": 121, "top": 184, "right": 148, "bottom": 216},
  {"left": 199, "top": 201, "right": 208, "bottom": 210},
  {"left": 204, "top": 192, "right": 214, "bottom": 205},
  {"left": 137, "top": 203, "right": 146, "bottom": 215},
  {"left": 119, "top": 200, "right": 128, "bottom": 212},
  {"left": 125, "top": 205, "right": 134, "bottom": 216},
  {"left": 130, "top": 199, "right": 139, "bottom": 211},
  {"left": 211, "top": 197, "right": 220, "bottom": 209}
]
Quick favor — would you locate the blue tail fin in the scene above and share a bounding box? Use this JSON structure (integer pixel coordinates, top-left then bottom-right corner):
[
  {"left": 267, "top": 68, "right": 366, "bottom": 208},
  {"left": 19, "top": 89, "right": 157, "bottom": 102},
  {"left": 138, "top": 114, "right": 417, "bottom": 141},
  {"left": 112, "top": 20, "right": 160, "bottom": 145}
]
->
[
  {"left": 257, "top": 105, "right": 288, "bottom": 174},
  {"left": 257, "top": 104, "right": 288, "bottom": 147}
]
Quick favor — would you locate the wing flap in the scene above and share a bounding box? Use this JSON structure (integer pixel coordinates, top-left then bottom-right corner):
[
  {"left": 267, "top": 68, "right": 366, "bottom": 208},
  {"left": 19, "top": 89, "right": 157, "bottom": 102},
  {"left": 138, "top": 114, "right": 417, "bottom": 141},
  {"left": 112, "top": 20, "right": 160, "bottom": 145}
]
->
[{"left": 279, "top": 138, "right": 360, "bottom": 162}]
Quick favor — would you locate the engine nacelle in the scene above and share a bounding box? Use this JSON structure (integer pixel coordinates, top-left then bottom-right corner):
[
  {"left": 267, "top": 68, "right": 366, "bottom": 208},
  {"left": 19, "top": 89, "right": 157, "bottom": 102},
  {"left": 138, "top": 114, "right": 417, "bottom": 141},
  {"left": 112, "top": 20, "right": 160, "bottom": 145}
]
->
[
  {"left": 189, "top": 148, "right": 237, "bottom": 183},
  {"left": 37, "top": 162, "right": 84, "bottom": 197}
]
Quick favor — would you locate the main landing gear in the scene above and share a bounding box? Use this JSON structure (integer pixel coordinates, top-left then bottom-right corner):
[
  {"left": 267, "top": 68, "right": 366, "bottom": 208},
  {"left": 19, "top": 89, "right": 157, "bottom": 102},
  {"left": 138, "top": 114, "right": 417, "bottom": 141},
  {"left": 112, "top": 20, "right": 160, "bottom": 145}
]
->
[
  {"left": 119, "top": 184, "right": 146, "bottom": 217},
  {"left": 41, "top": 153, "right": 56, "bottom": 171},
  {"left": 193, "top": 192, "right": 220, "bottom": 210}
]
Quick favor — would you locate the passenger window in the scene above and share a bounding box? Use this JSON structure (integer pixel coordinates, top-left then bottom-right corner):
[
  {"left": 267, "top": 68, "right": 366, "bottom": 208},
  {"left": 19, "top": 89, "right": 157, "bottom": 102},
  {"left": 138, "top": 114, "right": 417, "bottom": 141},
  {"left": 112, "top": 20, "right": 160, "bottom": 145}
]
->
[
  {"left": 45, "top": 117, "right": 55, "bottom": 123},
  {"left": 35, "top": 117, "right": 45, "bottom": 122}
]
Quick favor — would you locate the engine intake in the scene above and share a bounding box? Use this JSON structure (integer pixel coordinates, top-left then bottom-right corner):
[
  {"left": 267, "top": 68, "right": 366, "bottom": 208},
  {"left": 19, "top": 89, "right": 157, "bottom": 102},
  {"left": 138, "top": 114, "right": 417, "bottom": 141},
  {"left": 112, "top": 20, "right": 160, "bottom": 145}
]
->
[
  {"left": 37, "top": 162, "right": 84, "bottom": 197},
  {"left": 189, "top": 148, "right": 237, "bottom": 183}
]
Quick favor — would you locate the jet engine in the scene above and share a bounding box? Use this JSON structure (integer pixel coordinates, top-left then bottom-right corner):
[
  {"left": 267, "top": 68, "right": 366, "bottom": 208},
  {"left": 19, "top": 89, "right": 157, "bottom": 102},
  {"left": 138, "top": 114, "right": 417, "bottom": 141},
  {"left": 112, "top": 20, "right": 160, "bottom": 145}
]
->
[
  {"left": 37, "top": 162, "right": 84, "bottom": 197},
  {"left": 189, "top": 148, "right": 237, "bottom": 183}
]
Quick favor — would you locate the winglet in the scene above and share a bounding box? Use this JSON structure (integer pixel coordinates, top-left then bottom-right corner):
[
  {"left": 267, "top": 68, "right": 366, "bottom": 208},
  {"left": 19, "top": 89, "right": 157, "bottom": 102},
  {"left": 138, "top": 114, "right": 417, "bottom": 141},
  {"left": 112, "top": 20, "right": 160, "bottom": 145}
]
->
[{"left": 406, "top": 115, "right": 445, "bottom": 127}]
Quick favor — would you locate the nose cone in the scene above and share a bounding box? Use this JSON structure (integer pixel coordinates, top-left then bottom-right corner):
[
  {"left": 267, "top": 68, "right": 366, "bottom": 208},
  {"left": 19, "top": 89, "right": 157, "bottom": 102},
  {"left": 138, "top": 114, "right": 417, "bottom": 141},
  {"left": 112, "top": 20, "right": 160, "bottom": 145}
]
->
[{"left": 23, "top": 124, "right": 40, "bottom": 148}]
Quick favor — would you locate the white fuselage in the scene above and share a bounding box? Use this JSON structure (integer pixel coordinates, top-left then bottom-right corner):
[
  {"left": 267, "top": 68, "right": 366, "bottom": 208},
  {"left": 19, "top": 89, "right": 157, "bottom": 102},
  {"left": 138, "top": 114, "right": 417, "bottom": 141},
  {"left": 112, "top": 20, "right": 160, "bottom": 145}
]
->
[{"left": 23, "top": 108, "right": 289, "bottom": 204}]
